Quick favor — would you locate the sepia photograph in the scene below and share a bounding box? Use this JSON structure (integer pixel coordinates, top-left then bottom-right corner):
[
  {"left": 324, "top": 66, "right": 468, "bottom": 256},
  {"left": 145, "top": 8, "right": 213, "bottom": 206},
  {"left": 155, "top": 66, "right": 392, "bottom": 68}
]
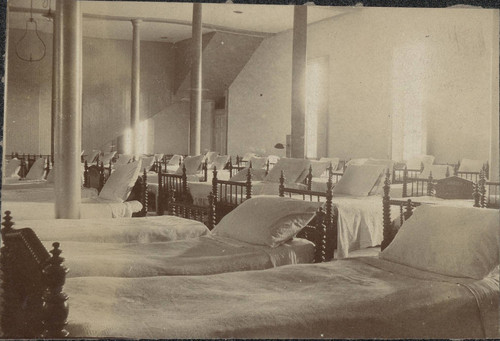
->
[{"left": 0, "top": 0, "right": 498, "bottom": 338}]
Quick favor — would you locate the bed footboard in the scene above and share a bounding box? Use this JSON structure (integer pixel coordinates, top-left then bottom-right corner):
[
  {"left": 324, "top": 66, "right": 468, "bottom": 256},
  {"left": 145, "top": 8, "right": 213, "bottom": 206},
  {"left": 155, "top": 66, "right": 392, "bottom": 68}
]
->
[{"left": 1, "top": 212, "right": 69, "bottom": 338}]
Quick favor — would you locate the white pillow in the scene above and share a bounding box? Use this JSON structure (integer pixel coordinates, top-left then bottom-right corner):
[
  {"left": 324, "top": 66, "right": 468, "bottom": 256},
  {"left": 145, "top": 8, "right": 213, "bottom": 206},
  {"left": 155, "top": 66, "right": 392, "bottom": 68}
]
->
[
  {"left": 202, "top": 151, "right": 218, "bottom": 165},
  {"left": 4, "top": 158, "right": 21, "bottom": 178},
  {"left": 99, "top": 151, "right": 116, "bottom": 165},
  {"left": 345, "top": 158, "right": 368, "bottom": 167},
  {"left": 83, "top": 150, "right": 100, "bottom": 163},
  {"left": 212, "top": 196, "right": 323, "bottom": 248},
  {"left": 319, "top": 157, "right": 340, "bottom": 171},
  {"left": 310, "top": 160, "right": 331, "bottom": 178},
  {"left": 247, "top": 156, "right": 268, "bottom": 170},
  {"left": 99, "top": 160, "right": 142, "bottom": 202},
  {"left": 242, "top": 152, "right": 258, "bottom": 162},
  {"left": 332, "top": 164, "right": 385, "bottom": 197},
  {"left": 380, "top": 205, "right": 499, "bottom": 280},
  {"left": 406, "top": 154, "right": 434, "bottom": 170},
  {"left": 458, "top": 158, "right": 485, "bottom": 173},
  {"left": 265, "top": 158, "right": 311, "bottom": 184},
  {"left": 365, "top": 158, "right": 395, "bottom": 174},
  {"left": 25, "top": 158, "right": 46, "bottom": 180},
  {"left": 168, "top": 154, "right": 182, "bottom": 166},
  {"left": 140, "top": 156, "right": 155, "bottom": 171},
  {"left": 176, "top": 155, "right": 204, "bottom": 175},
  {"left": 419, "top": 164, "right": 453, "bottom": 180},
  {"left": 230, "top": 168, "right": 267, "bottom": 182},
  {"left": 115, "top": 154, "right": 133, "bottom": 166},
  {"left": 210, "top": 155, "right": 230, "bottom": 171}
]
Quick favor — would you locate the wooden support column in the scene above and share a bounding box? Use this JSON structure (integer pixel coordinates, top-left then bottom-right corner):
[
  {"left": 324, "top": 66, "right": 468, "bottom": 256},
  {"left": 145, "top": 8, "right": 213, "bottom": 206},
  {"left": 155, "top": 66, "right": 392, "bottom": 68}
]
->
[
  {"left": 131, "top": 19, "right": 141, "bottom": 157},
  {"left": 50, "top": 14, "right": 60, "bottom": 162},
  {"left": 290, "top": 5, "right": 307, "bottom": 159},
  {"left": 54, "top": 0, "right": 81, "bottom": 219},
  {"left": 190, "top": 3, "right": 202, "bottom": 156},
  {"left": 490, "top": 10, "right": 499, "bottom": 182}
]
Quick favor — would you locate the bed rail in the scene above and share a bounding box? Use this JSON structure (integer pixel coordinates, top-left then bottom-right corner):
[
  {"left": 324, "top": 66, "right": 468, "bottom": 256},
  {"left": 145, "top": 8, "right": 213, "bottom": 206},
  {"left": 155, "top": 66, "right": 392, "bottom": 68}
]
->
[{"left": 1, "top": 211, "right": 69, "bottom": 338}]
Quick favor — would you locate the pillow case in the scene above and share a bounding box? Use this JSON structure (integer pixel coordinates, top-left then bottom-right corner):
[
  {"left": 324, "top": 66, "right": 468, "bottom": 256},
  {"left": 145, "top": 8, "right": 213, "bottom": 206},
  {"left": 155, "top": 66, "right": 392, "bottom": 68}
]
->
[
  {"left": 168, "top": 154, "right": 182, "bottom": 166},
  {"left": 212, "top": 196, "right": 323, "bottom": 248},
  {"left": 406, "top": 154, "right": 434, "bottom": 170},
  {"left": 265, "top": 158, "right": 311, "bottom": 184},
  {"left": 25, "top": 158, "right": 46, "bottom": 180},
  {"left": 154, "top": 153, "right": 164, "bottom": 162},
  {"left": 99, "top": 151, "right": 117, "bottom": 165},
  {"left": 202, "top": 151, "right": 218, "bottom": 165},
  {"left": 4, "top": 158, "right": 21, "bottom": 178},
  {"left": 242, "top": 152, "right": 258, "bottom": 162},
  {"left": 99, "top": 159, "right": 142, "bottom": 202},
  {"left": 345, "top": 158, "right": 368, "bottom": 167},
  {"left": 458, "top": 158, "right": 485, "bottom": 173},
  {"left": 210, "top": 155, "right": 230, "bottom": 171},
  {"left": 248, "top": 156, "right": 268, "bottom": 170},
  {"left": 310, "top": 160, "right": 331, "bottom": 177},
  {"left": 140, "top": 156, "right": 155, "bottom": 171},
  {"left": 419, "top": 164, "right": 453, "bottom": 180},
  {"left": 230, "top": 168, "right": 267, "bottom": 182},
  {"left": 332, "top": 164, "right": 385, "bottom": 197},
  {"left": 176, "top": 155, "right": 204, "bottom": 175},
  {"left": 380, "top": 205, "right": 499, "bottom": 279},
  {"left": 319, "top": 157, "right": 340, "bottom": 171},
  {"left": 84, "top": 150, "right": 100, "bottom": 164},
  {"left": 114, "top": 154, "right": 133, "bottom": 166}
]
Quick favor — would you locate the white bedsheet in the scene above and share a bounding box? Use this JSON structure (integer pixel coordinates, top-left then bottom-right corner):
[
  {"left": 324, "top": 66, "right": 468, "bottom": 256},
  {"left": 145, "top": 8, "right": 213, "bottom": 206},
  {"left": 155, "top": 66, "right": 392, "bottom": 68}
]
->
[
  {"left": 24, "top": 215, "right": 209, "bottom": 243},
  {"left": 64, "top": 257, "right": 498, "bottom": 338},
  {"left": 41, "top": 235, "right": 314, "bottom": 277}
]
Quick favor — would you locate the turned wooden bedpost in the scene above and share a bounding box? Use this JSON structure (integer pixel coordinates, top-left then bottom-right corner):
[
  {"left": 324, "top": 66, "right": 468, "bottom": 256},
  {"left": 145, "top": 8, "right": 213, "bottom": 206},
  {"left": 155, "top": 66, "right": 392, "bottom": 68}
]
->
[
  {"left": 402, "top": 165, "right": 408, "bottom": 197},
  {"left": 246, "top": 167, "right": 252, "bottom": 199},
  {"left": 228, "top": 157, "right": 233, "bottom": 177},
  {"left": 249, "top": 160, "right": 253, "bottom": 169},
  {"left": 157, "top": 163, "right": 163, "bottom": 215},
  {"left": 212, "top": 167, "right": 218, "bottom": 208},
  {"left": 279, "top": 170, "right": 285, "bottom": 197},
  {"left": 324, "top": 171, "right": 334, "bottom": 262},
  {"left": 381, "top": 170, "right": 392, "bottom": 251},
  {"left": 479, "top": 169, "right": 486, "bottom": 208},
  {"left": 140, "top": 169, "right": 148, "bottom": 216},
  {"left": 405, "top": 199, "right": 414, "bottom": 220},
  {"left": 265, "top": 160, "right": 270, "bottom": 176},
  {"left": 1, "top": 211, "right": 16, "bottom": 337},
  {"left": 306, "top": 165, "right": 313, "bottom": 191},
  {"left": 314, "top": 207, "right": 327, "bottom": 263},
  {"left": 207, "top": 192, "right": 216, "bottom": 230},
  {"left": 98, "top": 162, "right": 105, "bottom": 190},
  {"left": 203, "top": 159, "right": 208, "bottom": 182},
  {"left": 19, "top": 155, "right": 28, "bottom": 179},
  {"left": 181, "top": 165, "right": 188, "bottom": 195},
  {"left": 427, "top": 172, "right": 434, "bottom": 196},
  {"left": 83, "top": 161, "right": 89, "bottom": 188},
  {"left": 41, "top": 242, "right": 69, "bottom": 338},
  {"left": 473, "top": 182, "right": 481, "bottom": 207}
]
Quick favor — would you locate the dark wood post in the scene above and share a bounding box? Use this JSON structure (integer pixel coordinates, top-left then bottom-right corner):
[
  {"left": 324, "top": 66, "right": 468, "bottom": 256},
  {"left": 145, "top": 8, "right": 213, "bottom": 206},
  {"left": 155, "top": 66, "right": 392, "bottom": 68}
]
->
[
  {"left": 41, "top": 242, "right": 69, "bottom": 338},
  {"left": 181, "top": 165, "right": 188, "bottom": 196},
  {"left": 381, "top": 170, "right": 392, "bottom": 251},
  {"left": 1, "top": 211, "right": 16, "bottom": 337},
  {"left": 157, "top": 163, "right": 163, "bottom": 215},
  {"left": 245, "top": 167, "right": 252, "bottom": 199},
  {"left": 140, "top": 169, "right": 148, "bottom": 216},
  {"left": 83, "top": 160, "right": 89, "bottom": 188},
  {"left": 402, "top": 165, "right": 408, "bottom": 197},
  {"left": 427, "top": 172, "right": 434, "bottom": 196},
  {"left": 306, "top": 165, "right": 313, "bottom": 190},
  {"left": 279, "top": 170, "right": 285, "bottom": 197},
  {"left": 207, "top": 192, "right": 216, "bottom": 230}
]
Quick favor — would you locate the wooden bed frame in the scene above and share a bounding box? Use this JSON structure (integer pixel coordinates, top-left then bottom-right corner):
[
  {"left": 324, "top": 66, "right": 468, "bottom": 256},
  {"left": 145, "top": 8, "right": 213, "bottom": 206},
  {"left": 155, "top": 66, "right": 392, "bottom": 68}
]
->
[
  {"left": 83, "top": 161, "right": 149, "bottom": 217},
  {"left": 7, "top": 153, "right": 53, "bottom": 180}
]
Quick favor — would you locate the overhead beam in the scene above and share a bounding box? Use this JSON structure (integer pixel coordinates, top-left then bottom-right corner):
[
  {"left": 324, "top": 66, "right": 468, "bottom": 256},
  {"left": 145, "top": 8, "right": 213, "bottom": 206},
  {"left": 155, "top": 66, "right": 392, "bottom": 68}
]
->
[{"left": 8, "top": 6, "right": 274, "bottom": 39}]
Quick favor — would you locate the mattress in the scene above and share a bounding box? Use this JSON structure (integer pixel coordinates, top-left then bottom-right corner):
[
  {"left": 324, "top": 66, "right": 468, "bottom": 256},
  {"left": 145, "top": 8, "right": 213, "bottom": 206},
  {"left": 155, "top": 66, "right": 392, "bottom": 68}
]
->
[
  {"left": 64, "top": 257, "right": 499, "bottom": 338},
  {"left": 24, "top": 215, "right": 209, "bottom": 243},
  {"left": 41, "top": 235, "right": 315, "bottom": 277},
  {"left": 310, "top": 175, "right": 341, "bottom": 192}
]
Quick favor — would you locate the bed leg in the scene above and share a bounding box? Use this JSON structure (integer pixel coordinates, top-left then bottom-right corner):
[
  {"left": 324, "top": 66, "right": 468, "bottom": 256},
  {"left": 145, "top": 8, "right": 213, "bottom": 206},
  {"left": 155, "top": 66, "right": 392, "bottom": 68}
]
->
[
  {"left": 41, "top": 242, "right": 69, "bottom": 338},
  {"left": 245, "top": 168, "right": 252, "bottom": 199},
  {"left": 141, "top": 169, "right": 148, "bottom": 216},
  {"left": 381, "top": 170, "right": 392, "bottom": 251},
  {"left": 427, "top": 172, "right": 434, "bottom": 196},
  {"left": 279, "top": 171, "right": 285, "bottom": 197},
  {"left": 1, "top": 211, "right": 17, "bottom": 337},
  {"left": 157, "top": 164, "right": 164, "bottom": 215},
  {"left": 402, "top": 165, "right": 408, "bottom": 197}
]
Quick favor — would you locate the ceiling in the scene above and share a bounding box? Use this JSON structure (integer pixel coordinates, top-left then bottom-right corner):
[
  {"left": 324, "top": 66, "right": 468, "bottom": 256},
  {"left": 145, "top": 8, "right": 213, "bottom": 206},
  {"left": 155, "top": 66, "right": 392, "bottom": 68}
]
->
[{"left": 7, "top": 1, "right": 350, "bottom": 42}]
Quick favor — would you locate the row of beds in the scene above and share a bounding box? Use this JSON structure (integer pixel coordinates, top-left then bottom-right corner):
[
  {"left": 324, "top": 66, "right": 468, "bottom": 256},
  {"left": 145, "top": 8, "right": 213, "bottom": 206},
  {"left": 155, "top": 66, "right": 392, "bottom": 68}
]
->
[{"left": 1, "top": 151, "right": 499, "bottom": 338}]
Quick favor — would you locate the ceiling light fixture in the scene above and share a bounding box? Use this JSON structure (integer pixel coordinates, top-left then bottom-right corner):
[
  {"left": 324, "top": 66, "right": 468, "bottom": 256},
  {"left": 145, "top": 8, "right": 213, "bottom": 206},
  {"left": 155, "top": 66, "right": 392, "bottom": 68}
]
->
[{"left": 15, "top": 0, "right": 47, "bottom": 62}]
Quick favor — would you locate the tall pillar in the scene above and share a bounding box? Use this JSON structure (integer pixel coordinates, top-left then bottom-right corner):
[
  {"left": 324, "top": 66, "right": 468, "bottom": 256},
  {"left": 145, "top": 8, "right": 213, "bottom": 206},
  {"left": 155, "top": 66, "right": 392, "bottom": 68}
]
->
[
  {"left": 54, "top": 0, "right": 81, "bottom": 219},
  {"left": 190, "top": 3, "right": 202, "bottom": 156},
  {"left": 290, "top": 5, "right": 307, "bottom": 158},
  {"left": 131, "top": 19, "right": 141, "bottom": 157},
  {"left": 50, "top": 15, "right": 60, "bottom": 161},
  {"left": 490, "top": 10, "right": 499, "bottom": 181}
]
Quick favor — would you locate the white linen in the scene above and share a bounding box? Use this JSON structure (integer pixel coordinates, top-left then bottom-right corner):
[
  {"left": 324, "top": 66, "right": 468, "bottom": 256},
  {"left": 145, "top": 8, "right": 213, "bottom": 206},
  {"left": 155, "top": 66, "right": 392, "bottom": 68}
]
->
[
  {"left": 99, "top": 160, "right": 142, "bottom": 202},
  {"left": 229, "top": 168, "right": 267, "bottom": 182},
  {"left": 241, "top": 152, "right": 258, "bottom": 161},
  {"left": 4, "top": 158, "right": 21, "bottom": 178},
  {"left": 459, "top": 158, "right": 485, "bottom": 173},
  {"left": 210, "top": 155, "right": 230, "bottom": 170},
  {"left": 83, "top": 150, "right": 100, "bottom": 163},
  {"left": 64, "top": 257, "right": 498, "bottom": 338},
  {"left": 265, "top": 158, "right": 311, "bottom": 184},
  {"left": 40, "top": 235, "right": 314, "bottom": 278},
  {"left": 140, "top": 155, "right": 155, "bottom": 171},
  {"left": 26, "top": 215, "right": 209, "bottom": 243},
  {"left": 406, "top": 154, "right": 434, "bottom": 170},
  {"left": 212, "top": 196, "right": 323, "bottom": 247},
  {"left": 309, "top": 160, "right": 330, "bottom": 177},
  {"left": 319, "top": 157, "right": 340, "bottom": 171},
  {"left": 176, "top": 154, "right": 204, "bottom": 175},
  {"left": 99, "top": 151, "right": 117, "bottom": 165},
  {"left": 203, "top": 151, "right": 219, "bottom": 165},
  {"left": 381, "top": 205, "right": 499, "bottom": 279},
  {"left": 248, "top": 156, "right": 268, "bottom": 169},
  {"left": 114, "top": 154, "right": 133, "bottom": 166},
  {"left": 167, "top": 154, "right": 182, "bottom": 166},
  {"left": 333, "top": 164, "right": 385, "bottom": 196},
  {"left": 25, "top": 157, "right": 46, "bottom": 180},
  {"left": 419, "top": 164, "right": 453, "bottom": 179}
]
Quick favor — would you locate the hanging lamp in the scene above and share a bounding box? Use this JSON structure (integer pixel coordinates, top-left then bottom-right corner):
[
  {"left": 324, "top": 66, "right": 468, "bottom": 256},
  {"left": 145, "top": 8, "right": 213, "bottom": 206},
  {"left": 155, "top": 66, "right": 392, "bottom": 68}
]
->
[{"left": 15, "top": 0, "right": 47, "bottom": 62}]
